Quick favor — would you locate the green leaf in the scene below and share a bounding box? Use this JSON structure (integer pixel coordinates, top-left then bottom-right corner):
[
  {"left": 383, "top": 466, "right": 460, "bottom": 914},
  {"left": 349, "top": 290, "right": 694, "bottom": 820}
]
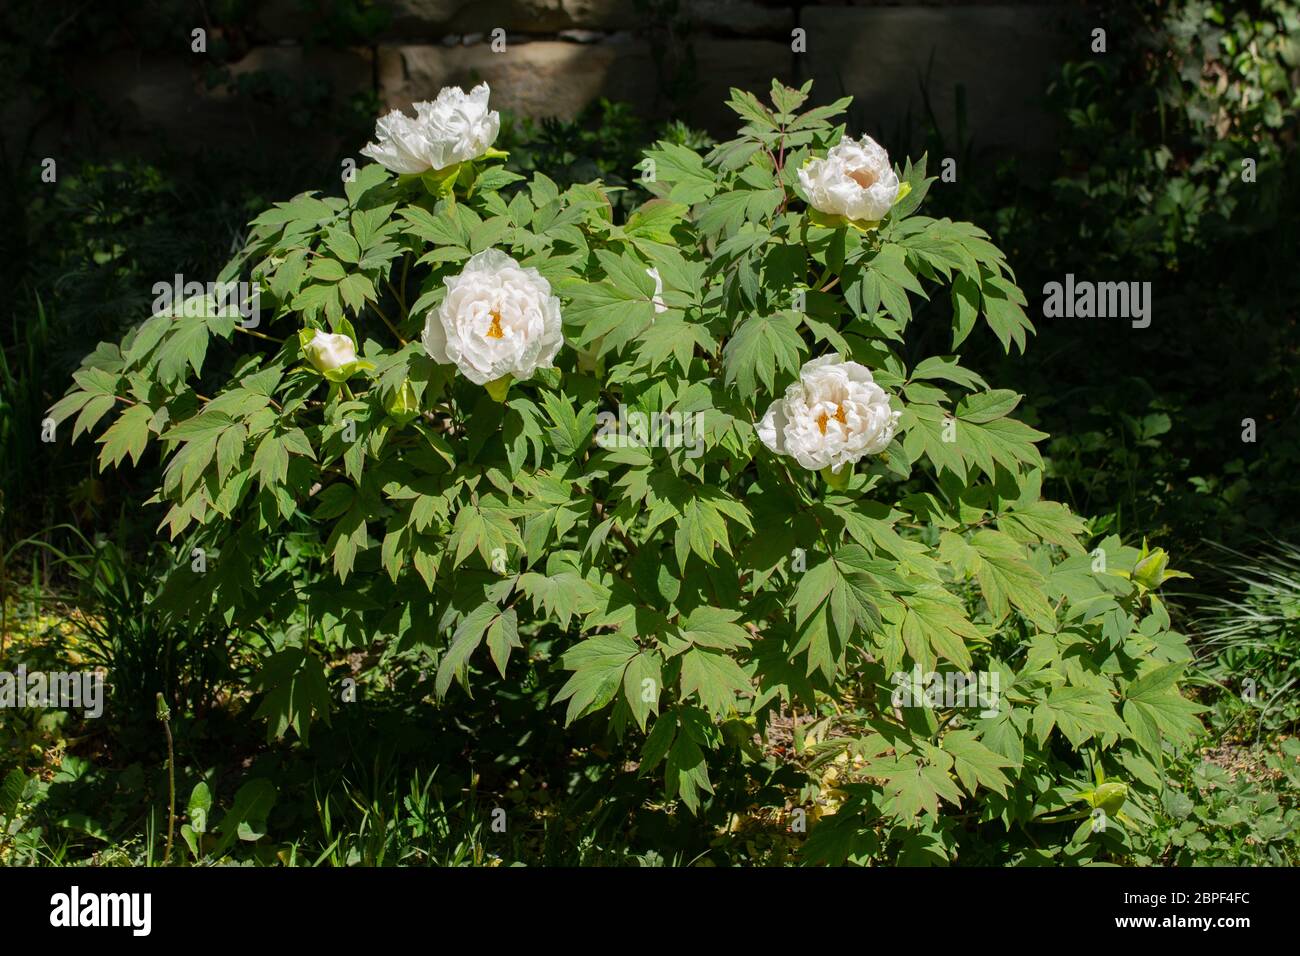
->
[
  {"left": 96, "top": 403, "right": 153, "bottom": 469},
  {"left": 665, "top": 731, "right": 714, "bottom": 814},
  {"left": 0, "top": 769, "right": 26, "bottom": 819},
  {"left": 210, "top": 778, "right": 278, "bottom": 857},
  {"left": 970, "top": 530, "right": 1057, "bottom": 630},
  {"left": 879, "top": 755, "right": 964, "bottom": 821},
  {"left": 623, "top": 650, "right": 663, "bottom": 732},
  {"left": 187, "top": 781, "right": 213, "bottom": 835},
  {"left": 646, "top": 142, "right": 717, "bottom": 204},
  {"left": 555, "top": 633, "right": 640, "bottom": 725},
  {"left": 679, "top": 647, "right": 751, "bottom": 716},
  {"left": 251, "top": 647, "right": 332, "bottom": 745},
  {"left": 1033, "top": 686, "right": 1124, "bottom": 748},
  {"left": 722, "top": 311, "right": 805, "bottom": 394},
  {"left": 436, "top": 602, "right": 499, "bottom": 696},
  {"left": 1122, "top": 663, "right": 1206, "bottom": 755},
  {"left": 485, "top": 607, "right": 521, "bottom": 677},
  {"left": 941, "top": 730, "right": 1012, "bottom": 797},
  {"left": 678, "top": 606, "right": 751, "bottom": 651},
  {"left": 899, "top": 589, "right": 982, "bottom": 671}
]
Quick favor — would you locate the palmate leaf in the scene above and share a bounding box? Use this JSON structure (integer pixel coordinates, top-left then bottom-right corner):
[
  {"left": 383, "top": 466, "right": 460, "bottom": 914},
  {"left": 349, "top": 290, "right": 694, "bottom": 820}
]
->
[
  {"left": 96, "top": 402, "right": 153, "bottom": 469},
  {"left": 636, "top": 317, "right": 712, "bottom": 373},
  {"left": 980, "top": 272, "right": 1034, "bottom": 353},
  {"left": 250, "top": 647, "right": 332, "bottom": 745},
  {"left": 679, "top": 647, "right": 752, "bottom": 716},
  {"left": 1032, "top": 685, "right": 1126, "bottom": 748},
  {"left": 643, "top": 476, "right": 753, "bottom": 569},
  {"left": 623, "top": 650, "right": 663, "bottom": 732},
  {"left": 969, "top": 529, "right": 1057, "bottom": 630},
  {"left": 518, "top": 569, "right": 599, "bottom": 629},
  {"left": 665, "top": 731, "right": 714, "bottom": 814},
  {"left": 555, "top": 633, "right": 640, "bottom": 725},
  {"left": 998, "top": 499, "right": 1087, "bottom": 553},
  {"left": 902, "top": 395, "right": 1046, "bottom": 483},
  {"left": 677, "top": 606, "right": 751, "bottom": 651},
  {"left": 623, "top": 199, "right": 689, "bottom": 243},
  {"left": 791, "top": 545, "right": 888, "bottom": 679},
  {"left": 875, "top": 754, "right": 964, "bottom": 821},
  {"left": 939, "top": 730, "right": 1012, "bottom": 797},
  {"left": 1122, "top": 663, "right": 1206, "bottom": 755},
  {"left": 557, "top": 275, "right": 655, "bottom": 351},
  {"left": 645, "top": 141, "right": 716, "bottom": 204},
  {"left": 327, "top": 499, "right": 370, "bottom": 582},
  {"left": 894, "top": 588, "right": 983, "bottom": 671},
  {"left": 450, "top": 498, "right": 523, "bottom": 568},
  {"left": 721, "top": 311, "right": 806, "bottom": 394},
  {"left": 435, "top": 602, "right": 501, "bottom": 696},
  {"left": 699, "top": 187, "right": 782, "bottom": 239}
]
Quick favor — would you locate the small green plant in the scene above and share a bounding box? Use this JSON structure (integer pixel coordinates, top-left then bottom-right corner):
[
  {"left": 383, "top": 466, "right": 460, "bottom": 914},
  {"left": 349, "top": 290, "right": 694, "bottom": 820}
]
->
[{"left": 1138, "top": 741, "right": 1300, "bottom": 865}]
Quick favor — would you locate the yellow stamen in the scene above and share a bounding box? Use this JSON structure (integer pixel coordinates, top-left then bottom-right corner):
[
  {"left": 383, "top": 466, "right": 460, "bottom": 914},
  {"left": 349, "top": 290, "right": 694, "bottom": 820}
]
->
[
  {"left": 486, "top": 311, "right": 504, "bottom": 339},
  {"left": 817, "top": 405, "right": 848, "bottom": 435}
]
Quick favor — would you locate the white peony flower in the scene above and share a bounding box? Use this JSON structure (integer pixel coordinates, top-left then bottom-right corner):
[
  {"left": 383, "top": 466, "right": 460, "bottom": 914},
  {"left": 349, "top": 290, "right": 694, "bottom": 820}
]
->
[
  {"left": 303, "top": 330, "right": 358, "bottom": 373},
  {"left": 360, "top": 83, "right": 500, "bottom": 174},
  {"left": 423, "top": 249, "right": 565, "bottom": 386},
  {"left": 798, "top": 135, "right": 901, "bottom": 223},
  {"left": 757, "top": 354, "right": 900, "bottom": 474},
  {"left": 647, "top": 267, "right": 668, "bottom": 314}
]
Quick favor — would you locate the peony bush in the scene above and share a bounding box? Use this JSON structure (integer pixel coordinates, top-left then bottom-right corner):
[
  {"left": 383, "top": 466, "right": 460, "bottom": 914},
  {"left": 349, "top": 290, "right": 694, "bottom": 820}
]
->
[{"left": 49, "top": 80, "right": 1203, "bottom": 864}]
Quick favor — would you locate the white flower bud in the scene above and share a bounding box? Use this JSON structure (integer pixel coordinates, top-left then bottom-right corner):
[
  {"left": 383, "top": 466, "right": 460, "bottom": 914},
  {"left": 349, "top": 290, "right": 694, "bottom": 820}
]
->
[{"left": 303, "top": 330, "right": 358, "bottom": 373}]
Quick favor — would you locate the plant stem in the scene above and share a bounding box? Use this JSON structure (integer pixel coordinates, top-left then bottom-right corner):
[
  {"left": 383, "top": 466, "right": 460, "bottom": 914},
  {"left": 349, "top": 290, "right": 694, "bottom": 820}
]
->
[
  {"left": 372, "top": 301, "right": 407, "bottom": 346},
  {"left": 157, "top": 693, "right": 176, "bottom": 866}
]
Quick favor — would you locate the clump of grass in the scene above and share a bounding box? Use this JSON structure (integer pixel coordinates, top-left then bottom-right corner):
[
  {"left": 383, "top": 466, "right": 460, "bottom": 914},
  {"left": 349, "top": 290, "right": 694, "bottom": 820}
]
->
[{"left": 1192, "top": 540, "right": 1300, "bottom": 741}]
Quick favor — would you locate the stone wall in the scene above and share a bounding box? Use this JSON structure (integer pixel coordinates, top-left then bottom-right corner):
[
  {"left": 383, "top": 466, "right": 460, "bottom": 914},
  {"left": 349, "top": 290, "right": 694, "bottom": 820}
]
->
[{"left": 38, "top": 1, "right": 1085, "bottom": 163}]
